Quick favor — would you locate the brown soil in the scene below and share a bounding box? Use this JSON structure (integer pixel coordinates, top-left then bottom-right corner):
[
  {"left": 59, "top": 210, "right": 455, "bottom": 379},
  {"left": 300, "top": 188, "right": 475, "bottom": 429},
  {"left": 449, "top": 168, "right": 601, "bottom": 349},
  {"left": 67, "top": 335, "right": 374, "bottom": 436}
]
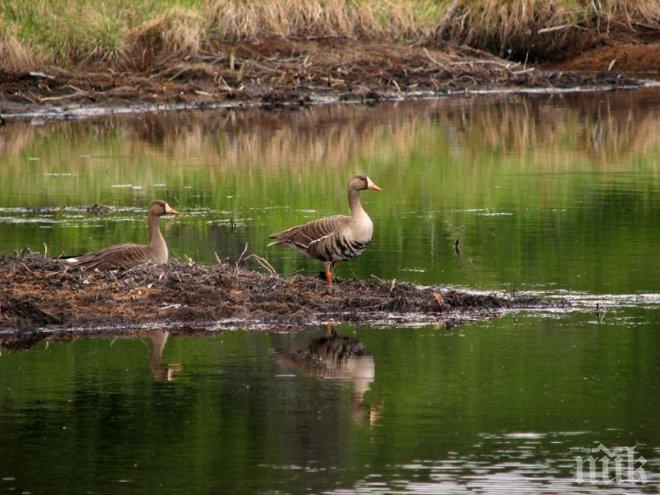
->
[
  {"left": 0, "top": 38, "right": 646, "bottom": 119},
  {"left": 558, "top": 42, "right": 660, "bottom": 72},
  {"left": 0, "top": 253, "right": 559, "bottom": 338}
]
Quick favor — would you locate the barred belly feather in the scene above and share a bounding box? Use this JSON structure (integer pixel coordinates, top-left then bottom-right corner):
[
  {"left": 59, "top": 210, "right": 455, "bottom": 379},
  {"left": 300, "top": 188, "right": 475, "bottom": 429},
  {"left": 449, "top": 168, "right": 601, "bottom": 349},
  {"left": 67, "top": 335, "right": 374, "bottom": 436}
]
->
[{"left": 314, "top": 234, "right": 369, "bottom": 262}]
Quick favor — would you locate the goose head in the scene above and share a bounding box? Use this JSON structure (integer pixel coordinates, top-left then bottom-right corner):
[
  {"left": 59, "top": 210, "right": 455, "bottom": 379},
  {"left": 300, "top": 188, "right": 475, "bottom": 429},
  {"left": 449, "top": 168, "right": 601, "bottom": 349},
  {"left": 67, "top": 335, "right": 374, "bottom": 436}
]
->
[
  {"left": 150, "top": 200, "right": 179, "bottom": 217},
  {"left": 349, "top": 175, "right": 381, "bottom": 192}
]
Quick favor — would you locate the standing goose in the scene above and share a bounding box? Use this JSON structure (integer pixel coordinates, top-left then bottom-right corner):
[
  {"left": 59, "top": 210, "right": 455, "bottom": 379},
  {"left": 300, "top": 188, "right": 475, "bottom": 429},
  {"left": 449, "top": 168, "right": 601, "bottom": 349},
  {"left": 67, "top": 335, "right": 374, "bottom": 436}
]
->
[
  {"left": 67, "top": 200, "right": 178, "bottom": 270},
  {"left": 268, "top": 175, "right": 381, "bottom": 284}
]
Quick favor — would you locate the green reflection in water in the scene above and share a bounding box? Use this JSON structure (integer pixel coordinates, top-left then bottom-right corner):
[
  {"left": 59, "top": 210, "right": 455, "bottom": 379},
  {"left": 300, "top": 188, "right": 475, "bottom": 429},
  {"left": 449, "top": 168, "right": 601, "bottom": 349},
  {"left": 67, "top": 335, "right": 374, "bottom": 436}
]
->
[
  {"left": 1, "top": 89, "right": 658, "bottom": 494},
  {"left": 0, "top": 310, "right": 657, "bottom": 494},
  {"left": 1, "top": 90, "right": 659, "bottom": 293}
]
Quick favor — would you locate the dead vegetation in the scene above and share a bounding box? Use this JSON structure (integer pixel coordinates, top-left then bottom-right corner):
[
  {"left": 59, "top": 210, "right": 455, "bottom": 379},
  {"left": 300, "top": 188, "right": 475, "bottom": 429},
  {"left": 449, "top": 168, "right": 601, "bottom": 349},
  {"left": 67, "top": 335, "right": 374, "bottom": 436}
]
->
[
  {"left": 0, "top": 252, "right": 551, "bottom": 334},
  {"left": 0, "top": 32, "right": 34, "bottom": 75},
  {"left": 432, "top": 0, "right": 660, "bottom": 61},
  {"left": 128, "top": 7, "right": 204, "bottom": 70},
  {"left": 0, "top": 0, "right": 657, "bottom": 79},
  {"left": 0, "top": 36, "right": 643, "bottom": 119}
]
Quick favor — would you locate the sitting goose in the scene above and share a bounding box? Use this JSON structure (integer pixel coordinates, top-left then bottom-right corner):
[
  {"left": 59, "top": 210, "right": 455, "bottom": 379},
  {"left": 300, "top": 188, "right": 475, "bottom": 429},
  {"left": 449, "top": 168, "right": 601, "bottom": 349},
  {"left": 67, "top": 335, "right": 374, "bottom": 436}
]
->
[
  {"left": 66, "top": 200, "right": 178, "bottom": 270},
  {"left": 268, "top": 175, "right": 381, "bottom": 284}
]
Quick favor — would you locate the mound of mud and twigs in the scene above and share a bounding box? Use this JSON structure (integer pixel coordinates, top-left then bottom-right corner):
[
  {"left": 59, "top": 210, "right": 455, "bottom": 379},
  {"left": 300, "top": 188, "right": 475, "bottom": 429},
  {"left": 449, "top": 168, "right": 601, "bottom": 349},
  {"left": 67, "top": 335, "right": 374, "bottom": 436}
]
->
[{"left": 0, "top": 253, "right": 557, "bottom": 335}]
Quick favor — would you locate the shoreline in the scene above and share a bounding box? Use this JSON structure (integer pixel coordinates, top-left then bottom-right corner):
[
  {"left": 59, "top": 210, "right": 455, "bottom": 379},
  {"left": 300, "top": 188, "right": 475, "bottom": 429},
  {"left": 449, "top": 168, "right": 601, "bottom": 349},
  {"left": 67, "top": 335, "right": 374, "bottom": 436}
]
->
[
  {"left": 2, "top": 38, "right": 656, "bottom": 122},
  {"left": 1, "top": 80, "right": 657, "bottom": 122}
]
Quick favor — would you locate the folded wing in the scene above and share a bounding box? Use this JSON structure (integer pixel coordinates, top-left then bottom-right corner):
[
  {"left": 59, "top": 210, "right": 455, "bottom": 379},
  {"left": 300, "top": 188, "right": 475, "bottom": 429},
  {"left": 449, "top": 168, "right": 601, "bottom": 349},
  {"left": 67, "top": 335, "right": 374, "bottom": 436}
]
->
[
  {"left": 70, "top": 243, "right": 158, "bottom": 270},
  {"left": 268, "top": 215, "right": 349, "bottom": 252}
]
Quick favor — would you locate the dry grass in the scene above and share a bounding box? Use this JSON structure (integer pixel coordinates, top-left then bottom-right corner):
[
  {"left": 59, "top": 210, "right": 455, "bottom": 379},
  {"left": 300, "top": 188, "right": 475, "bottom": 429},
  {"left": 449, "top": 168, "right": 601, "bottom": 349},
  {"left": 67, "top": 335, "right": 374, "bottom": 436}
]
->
[
  {"left": 0, "top": 0, "right": 657, "bottom": 73},
  {"left": 204, "top": 0, "right": 442, "bottom": 40},
  {"left": 433, "top": 0, "right": 660, "bottom": 60},
  {"left": 0, "top": 19, "right": 35, "bottom": 74},
  {"left": 0, "top": 32, "right": 34, "bottom": 74},
  {"left": 128, "top": 6, "right": 204, "bottom": 68}
]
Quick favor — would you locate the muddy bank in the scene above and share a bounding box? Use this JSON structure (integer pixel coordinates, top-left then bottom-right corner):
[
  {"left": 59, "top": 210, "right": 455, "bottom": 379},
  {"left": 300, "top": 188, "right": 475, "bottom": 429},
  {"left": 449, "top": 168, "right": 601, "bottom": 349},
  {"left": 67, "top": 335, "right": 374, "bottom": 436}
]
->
[
  {"left": 0, "top": 39, "right": 648, "bottom": 120},
  {"left": 556, "top": 41, "right": 660, "bottom": 73},
  {"left": 0, "top": 253, "right": 559, "bottom": 338}
]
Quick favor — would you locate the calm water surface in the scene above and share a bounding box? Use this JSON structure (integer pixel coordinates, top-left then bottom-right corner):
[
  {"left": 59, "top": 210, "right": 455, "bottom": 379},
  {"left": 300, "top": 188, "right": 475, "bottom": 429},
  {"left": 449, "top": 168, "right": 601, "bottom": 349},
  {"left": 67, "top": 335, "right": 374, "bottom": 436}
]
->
[
  {"left": 1, "top": 89, "right": 659, "bottom": 493},
  {"left": 1, "top": 89, "right": 658, "bottom": 292}
]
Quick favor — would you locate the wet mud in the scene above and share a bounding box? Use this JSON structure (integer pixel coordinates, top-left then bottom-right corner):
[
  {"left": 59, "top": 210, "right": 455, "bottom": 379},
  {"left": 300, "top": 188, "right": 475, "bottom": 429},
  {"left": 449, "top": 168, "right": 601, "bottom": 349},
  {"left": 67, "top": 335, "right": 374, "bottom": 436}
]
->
[
  {"left": 0, "top": 38, "right": 649, "bottom": 121},
  {"left": 0, "top": 253, "right": 558, "bottom": 342}
]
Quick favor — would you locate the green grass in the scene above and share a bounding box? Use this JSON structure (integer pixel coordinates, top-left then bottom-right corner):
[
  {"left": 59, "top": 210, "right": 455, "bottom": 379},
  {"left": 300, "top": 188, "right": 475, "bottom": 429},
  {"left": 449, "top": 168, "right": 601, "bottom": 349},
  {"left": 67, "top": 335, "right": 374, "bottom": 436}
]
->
[{"left": 1, "top": 0, "right": 658, "bottom": 72}]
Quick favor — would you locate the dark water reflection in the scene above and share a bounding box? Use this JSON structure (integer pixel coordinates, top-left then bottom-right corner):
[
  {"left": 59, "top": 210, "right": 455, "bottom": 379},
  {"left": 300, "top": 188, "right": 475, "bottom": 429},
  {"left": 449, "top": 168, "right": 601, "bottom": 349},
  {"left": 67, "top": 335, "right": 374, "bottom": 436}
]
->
[
  {"left": 271, "top": 325, "right": 381, "bottom": 426},
  {"left": 0, "top": 310, "right": 658, "bottom": 494}
]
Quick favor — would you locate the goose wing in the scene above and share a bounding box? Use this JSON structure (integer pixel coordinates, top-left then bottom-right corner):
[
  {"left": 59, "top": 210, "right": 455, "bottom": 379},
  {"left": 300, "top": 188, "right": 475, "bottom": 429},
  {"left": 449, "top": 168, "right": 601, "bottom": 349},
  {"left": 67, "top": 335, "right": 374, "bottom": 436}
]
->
[
  {"left": 268, "top": 215, "right": 349, "bottom": 251},
  {"left": 69, "top": 243, "right": 157, "bottom": 270}
]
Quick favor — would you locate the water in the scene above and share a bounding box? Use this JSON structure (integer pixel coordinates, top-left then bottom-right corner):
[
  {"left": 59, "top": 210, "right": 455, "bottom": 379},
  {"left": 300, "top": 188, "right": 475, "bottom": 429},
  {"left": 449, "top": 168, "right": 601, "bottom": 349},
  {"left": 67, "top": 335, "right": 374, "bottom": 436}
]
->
[
  {"left": 1, "top": 89, "right": 658, "bottom": 293},
  {"left": 1, "top": 89, "right": 659, "bottom": 493},
  {"left": 0, "top": 314, "right": 657, "bottom": 494}
]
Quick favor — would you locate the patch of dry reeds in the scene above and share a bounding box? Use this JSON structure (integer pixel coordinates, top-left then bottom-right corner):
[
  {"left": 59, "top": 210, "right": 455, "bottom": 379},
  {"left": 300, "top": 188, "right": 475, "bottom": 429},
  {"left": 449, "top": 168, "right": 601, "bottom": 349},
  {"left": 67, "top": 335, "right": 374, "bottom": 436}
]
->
[{"left": 1, "top": 0, "right": 657, "bottom": 72}]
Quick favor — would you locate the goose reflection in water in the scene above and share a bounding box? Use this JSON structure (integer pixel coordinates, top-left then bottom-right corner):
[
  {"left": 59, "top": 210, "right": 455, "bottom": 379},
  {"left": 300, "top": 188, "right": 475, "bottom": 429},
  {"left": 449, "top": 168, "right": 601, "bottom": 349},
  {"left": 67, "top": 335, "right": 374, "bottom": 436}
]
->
[
  {"left": 146, "top": 330, "right": 181, "bottom": 382},
  {"left": 272, "top": 324, "right": 382, "bottom": 425}
]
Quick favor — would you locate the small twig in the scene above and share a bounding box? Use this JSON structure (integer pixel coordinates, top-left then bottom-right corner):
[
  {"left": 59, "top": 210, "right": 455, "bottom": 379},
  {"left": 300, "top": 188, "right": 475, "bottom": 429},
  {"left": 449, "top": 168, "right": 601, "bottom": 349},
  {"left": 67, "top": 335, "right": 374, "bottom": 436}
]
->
[
  {"left": 423, "top": 48, "right": 449, "bottom": 71},
  {"left": 242, "top": 59, "right": 284, "bottom": 73},
  {"left": 389, "top": 279, "right": 397, "bottom": 293},
  {"left": 20, "top": 262, "right": 34, "bottom": 276},
  {"left": 298, "top": 34, "right": 353, "bottom": 41},
  {"left": 235, "top": 243, "right": 249, "bottom": 269},
  {"left": 538, "top": 23, "right": 575, "bottom": 34},
  {"left": 450, "top": 59, "right": 518, "bottom": 68},
  {"left": 39, "top": 91, "right": 89, "bottom": 102},
  {"left": 595, "top": 302, "right": 607, "bottom": 322},
  {"left": 454, "top": 225, "right": 464, "bottom": 255},
  {"left": 509, "top": 267, "right": 523, "bottom": 299},
  {"left": 214, "top": 251, "right": 222, "bottom": 265},
  {"left": 28, "top": 71, "right": 55, "bottom": 80},
  {"left": 512, "top": 68, "right": 536, "bottom": 75},
  {"left": 370, "top": 274, "right": 385, "bottom": 283},
  {"left": 244, "top": 254, "right": 277, "bottom": 276}
]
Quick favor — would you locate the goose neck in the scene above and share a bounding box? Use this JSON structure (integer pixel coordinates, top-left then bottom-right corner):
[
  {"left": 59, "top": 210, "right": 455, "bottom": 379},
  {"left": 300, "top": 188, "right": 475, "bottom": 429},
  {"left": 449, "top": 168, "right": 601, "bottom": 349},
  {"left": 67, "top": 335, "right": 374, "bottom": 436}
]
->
[
  {"left": 148, "top": 213, "right": 168, "bottom": 263},
  {"left": 148, "top": 213, "right": 162, "bottom": 244},
  {"left": 348, "top": 187, "right": 365, "bottom": 217}
]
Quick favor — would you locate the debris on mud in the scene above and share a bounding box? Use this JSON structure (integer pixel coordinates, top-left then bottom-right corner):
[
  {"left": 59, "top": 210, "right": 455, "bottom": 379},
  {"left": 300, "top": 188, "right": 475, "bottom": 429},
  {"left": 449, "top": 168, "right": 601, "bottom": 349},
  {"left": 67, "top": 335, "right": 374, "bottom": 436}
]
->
[
  {"left": 0, "top": 39, "right": 646, "bottom": 120},
  {"left": 0, "top": 253, "right": 558, "bottom": 339}
]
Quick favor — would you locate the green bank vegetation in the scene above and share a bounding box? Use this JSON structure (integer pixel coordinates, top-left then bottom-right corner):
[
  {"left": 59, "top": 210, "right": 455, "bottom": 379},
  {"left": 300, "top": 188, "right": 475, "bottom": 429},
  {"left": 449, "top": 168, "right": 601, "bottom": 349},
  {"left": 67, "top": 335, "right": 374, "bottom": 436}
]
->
[{"left": 1, "top": 0, "right": 658, "bottom": 73}]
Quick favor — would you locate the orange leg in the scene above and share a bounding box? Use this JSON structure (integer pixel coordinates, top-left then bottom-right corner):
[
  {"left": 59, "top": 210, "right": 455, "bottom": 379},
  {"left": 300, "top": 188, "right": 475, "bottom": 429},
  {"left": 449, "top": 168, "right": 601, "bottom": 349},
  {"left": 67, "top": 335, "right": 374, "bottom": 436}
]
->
[
  {"left": 323, "top": 322, "right": 338, "bottom": 337},
  {"left": 324, "top": 266, "right": 333, "bottom": 285},
  {"left": 323, "top": 262, "right": 337, "bottom": 285}
]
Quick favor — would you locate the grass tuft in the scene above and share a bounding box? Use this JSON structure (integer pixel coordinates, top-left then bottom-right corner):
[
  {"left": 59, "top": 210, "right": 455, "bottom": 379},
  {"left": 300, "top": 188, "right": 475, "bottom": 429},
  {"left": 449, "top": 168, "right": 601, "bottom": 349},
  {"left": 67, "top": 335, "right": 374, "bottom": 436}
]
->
[
  {"left": 0, "top": 31, "right": 35, "bottom": 74},
  {"left": 128, "top": 6, "right": 204, "bottom": 69}
]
